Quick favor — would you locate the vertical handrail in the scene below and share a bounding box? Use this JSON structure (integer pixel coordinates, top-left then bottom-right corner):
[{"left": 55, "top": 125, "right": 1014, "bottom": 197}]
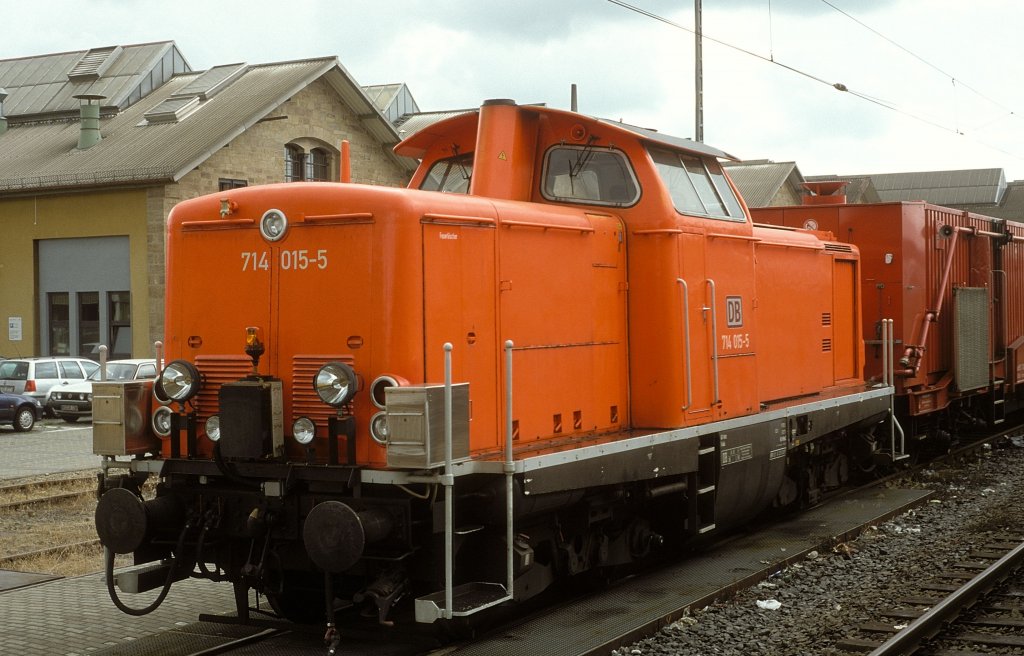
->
[
  {"left": 676, "top": 279, "right": 693, "bottom": 411},
  {"left": 443, "top": 342, "right": 454, "bottom": 620},
  {"left": 504, "top": 340, "right": 515, "bottom": 597},
  {"left": 706, "top": 279, "right": 720, "bottom": 404},
  {"left": 884, "top": 319, "right": 906, "bottom": 458}
]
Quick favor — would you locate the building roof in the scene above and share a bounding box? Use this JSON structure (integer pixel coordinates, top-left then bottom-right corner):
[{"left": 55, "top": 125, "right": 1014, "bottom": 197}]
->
[
  {"left": 0, "top": 54, "right": 414, "bottom": 192},
  {"left": 723, "top": 160, "right": 803, "bottom": 207},
  {"left": 832, "top": 168, "right": 1006, "bottom": 205},
  {"left": 394, "top": 108, "right": 474, "bottom": 139},
  {"left": 0, "top": 41, "right": 190, "bottom": 120},
  {"left": 952, "top": 179, "right": 1024, "bottom": 223}
]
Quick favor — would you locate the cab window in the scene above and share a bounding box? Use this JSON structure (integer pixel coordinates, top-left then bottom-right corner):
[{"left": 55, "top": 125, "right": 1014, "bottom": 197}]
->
[
  {"left": 420, "top": 154, "right": 473, "bottom": 194},
  {"left": 541, "top": 146, "right": 639, "bottom": 206},
  {"left": 649, "top": 147, "right": 745, "bottom": 221}
]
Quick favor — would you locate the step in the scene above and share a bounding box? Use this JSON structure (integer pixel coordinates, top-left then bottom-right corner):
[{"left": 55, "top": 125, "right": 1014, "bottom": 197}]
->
[{"left": 414, "top": 581, "right": 509, "bottom": 623}]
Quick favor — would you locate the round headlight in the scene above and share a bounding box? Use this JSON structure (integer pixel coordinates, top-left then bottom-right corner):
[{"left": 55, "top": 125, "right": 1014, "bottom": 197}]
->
[
  {"left": 260, "top": 209, "right": 288, "bottom": 242},
  {"left": 314, "top": 361, "right": 359, "bottom": 407},
  {"left": 152, "top": 406, "right": 173, "bottom": 437},
  {"left": 369, "top": 411, "right": 390, "bottom": 446},
  {"left": 205, "top": 415, "right": 221, "bottom": 442},
  {"left": 159, "top": 360, "right": 201, "bottom": 402},
  {"left": 292, "top": 417, "right": 316, "bottom": 445}
]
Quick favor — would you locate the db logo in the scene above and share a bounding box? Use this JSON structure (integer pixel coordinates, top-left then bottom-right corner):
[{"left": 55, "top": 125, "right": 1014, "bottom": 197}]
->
[{"left": 726, "top": 296, "right": 743, "bottom": 328}]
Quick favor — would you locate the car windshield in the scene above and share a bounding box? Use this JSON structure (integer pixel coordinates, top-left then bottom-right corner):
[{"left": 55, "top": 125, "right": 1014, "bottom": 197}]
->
[
  {"left": 87, "top": 363, "right": 138, "bottom": 381},
  {"left": 0, "top": 361, "right": 28, "bottom": 380}
]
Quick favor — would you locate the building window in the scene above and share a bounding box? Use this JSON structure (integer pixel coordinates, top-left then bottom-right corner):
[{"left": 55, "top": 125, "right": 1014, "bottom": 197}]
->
[
  {"left": 48, "top": 293, "right": 70, "bottom": 356},
  {"left": 306, "top": 148, "right": 331, "bottom": 181},
  {"left": 219, "top": 178, "right": 248, "bottom": 190},
  {"left": 285, "top": 144, "right": 305, "bottom": 182},
  {"left": 109, "top": 291, "right": 132, "bottom": 359},
  {"left": 79, "top": 292, "right": 100, "bottom": 357}
]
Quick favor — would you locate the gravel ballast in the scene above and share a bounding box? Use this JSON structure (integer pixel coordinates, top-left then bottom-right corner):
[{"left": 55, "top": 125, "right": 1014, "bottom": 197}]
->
[{"left": 615, "top": 441, "right": 1024, "bottom": 656}]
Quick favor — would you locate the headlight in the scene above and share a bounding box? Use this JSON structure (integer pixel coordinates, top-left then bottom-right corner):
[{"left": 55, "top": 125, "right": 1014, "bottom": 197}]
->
[
  {"left": 159, "top": 360, "right": 201, "bottom": 402},
  {"left": 260, "top": 209, "right": 288, "bottom": 242},
  {"left": 369, "top": 411, "right": 389, "bottom": 445},
  {"left": 314, "top": 361, "right": 359, "bottom": 407},
  {"left": 369, "top": 374, "right": 408, "bottom": 410},
  {"left": 205, "top": 415, "right": 221, "bottom": 442},
  {"left": 86, "top": 393, "right": 92, "bottom": 402},
  {"left": 152, "top": 406, "right": 173, "bottom": 437},
  {"left": 292, "top": 417, "right": 316, "bottom": 445}
]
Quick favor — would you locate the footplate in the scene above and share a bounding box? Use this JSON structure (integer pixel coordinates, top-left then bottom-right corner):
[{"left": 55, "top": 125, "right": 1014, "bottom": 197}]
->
[{"left": 414, "top": 582, "right": 509, "bottom": 623}]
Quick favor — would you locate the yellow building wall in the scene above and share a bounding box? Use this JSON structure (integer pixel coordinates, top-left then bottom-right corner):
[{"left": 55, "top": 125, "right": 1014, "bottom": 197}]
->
[{"left": 0, "top": 189, "right": 151, "bottom": 359}]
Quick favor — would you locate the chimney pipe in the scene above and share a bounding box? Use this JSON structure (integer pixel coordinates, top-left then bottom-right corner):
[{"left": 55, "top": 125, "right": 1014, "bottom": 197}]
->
[
  {"left": 73, "top": 94, "right": 106, "bottom": 149},
  {"left": 0, "top": 88, "right": 8, "bottom": 135},
  {"left": 570, "top": 84, "right": 578, "bottom": 113}
]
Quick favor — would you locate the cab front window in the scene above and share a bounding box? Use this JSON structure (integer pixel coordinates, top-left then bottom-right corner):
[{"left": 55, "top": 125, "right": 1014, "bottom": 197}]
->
[{"left": 541, "top": 146, "right": 639, "bottom": 206}]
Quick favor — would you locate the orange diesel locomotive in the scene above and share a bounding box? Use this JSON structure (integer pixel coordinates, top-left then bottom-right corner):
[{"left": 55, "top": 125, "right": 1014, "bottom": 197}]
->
[
  {"left": 753, "top": 199, "right": 1024, "bottom": 444},
  {"left": 94, "top": 100, "right": 893, "bottom": 628}
]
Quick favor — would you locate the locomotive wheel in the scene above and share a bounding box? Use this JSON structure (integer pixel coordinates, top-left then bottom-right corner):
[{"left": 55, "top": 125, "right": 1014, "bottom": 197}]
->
[{"left": 265, "top": 571, "right": 327, "bottom": 623}]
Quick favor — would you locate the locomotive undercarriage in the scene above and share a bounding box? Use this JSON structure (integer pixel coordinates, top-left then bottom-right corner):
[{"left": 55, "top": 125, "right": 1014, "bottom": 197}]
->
[{"left": 96, "top": 387, "right": 895, "bottom": 629}]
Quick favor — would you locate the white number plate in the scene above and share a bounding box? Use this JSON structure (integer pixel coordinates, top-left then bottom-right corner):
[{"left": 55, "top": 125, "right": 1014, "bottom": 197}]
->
[
  {"left": 61, "top": 404, "right": 78, "bottom": 412},
  {"left": 0, "top": 385, "right": 13, "bottom": 393}
]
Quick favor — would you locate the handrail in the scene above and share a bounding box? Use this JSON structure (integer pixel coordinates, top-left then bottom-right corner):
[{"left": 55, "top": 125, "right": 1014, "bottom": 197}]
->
[
  {"left": 882, "top": 319, "right": 906, "bottom": 458},
  {"left": 706, "top": 279, "right": 720, "bottom": 404},
  {"left": 443, "top": 343, "right": 454, "bottom": 620},
  {"left": 504, "top": 341, "right": 515, "bottom": 598},
  {"left": 676, "top": 279, "right": 692, "bottom": 411}
]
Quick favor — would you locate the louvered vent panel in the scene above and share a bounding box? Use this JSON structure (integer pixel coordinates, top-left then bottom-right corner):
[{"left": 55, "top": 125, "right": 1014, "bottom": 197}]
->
[
  {"left": 824, "top": 243, "right": 854, "bottom": 253},
  {"left": 821, "top": 312, "right": 832, "bottom": 326},
  {"left": 193, "top": 355, "right": 252, "bottom": 423},
  {"left": 822, "top": 339, "right": 833, "bottom": 352},
  {"left": 292, "top": 355, "right": 356, "bottom": 430},
  {"left": 68, "top": 46, "right": 123, "bottom": 80}
]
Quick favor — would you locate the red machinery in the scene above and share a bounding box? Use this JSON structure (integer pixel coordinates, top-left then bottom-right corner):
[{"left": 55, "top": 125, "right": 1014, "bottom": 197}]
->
[{"left": 754, "top": 200, "right": 1024, "bottom": 439}]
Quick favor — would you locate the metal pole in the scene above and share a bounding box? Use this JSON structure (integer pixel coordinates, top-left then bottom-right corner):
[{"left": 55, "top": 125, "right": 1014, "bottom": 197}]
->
[
  {"left": 504, "top": 341, "right": 515, "bottom": 597},
  {"left": 695, "top": 0, "right": 704, "bottom": 142},
  {"left": 443, "top": 343, "right": 454, "bottom": 620}
]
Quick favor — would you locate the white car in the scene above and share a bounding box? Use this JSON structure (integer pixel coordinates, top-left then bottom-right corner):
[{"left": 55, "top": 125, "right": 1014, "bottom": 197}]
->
[{"left": 48, "top": 359, "right": 158, "bottom": 423}]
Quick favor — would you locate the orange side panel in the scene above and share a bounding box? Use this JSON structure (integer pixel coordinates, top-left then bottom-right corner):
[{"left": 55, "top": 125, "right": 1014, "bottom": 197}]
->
[
  {"left": 832, "top": 259, "right": 859, "bottom": 381},
  {"left": 423, "top": 223, "right": 499, "bottom": 453}
]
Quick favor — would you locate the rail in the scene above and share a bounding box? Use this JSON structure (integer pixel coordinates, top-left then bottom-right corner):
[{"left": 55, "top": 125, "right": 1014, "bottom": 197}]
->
[{"left": 867, "top": 536, "right": 1024, "bottom": 655}]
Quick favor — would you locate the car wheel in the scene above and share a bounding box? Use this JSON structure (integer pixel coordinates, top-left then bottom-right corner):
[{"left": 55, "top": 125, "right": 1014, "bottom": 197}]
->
[
  {"left": 14, "top": 406, "right": 36, "bottom": 432},
  {"left": 61, "top": 416, "right": 79, "bottom": 424}
]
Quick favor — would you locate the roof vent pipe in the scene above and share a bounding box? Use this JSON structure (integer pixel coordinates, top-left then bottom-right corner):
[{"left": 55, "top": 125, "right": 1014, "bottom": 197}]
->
[
  {"left": 73, "top": 94, "right": 106, "bottom": 149},
  {"left": 0, "top": 88, "right": 8, "bottom": 135}
]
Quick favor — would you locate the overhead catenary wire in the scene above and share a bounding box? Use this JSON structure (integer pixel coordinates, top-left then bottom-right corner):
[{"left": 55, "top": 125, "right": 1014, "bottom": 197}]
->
[{"left": 605, "top": 0, "right": 1024, "bottom": 164}]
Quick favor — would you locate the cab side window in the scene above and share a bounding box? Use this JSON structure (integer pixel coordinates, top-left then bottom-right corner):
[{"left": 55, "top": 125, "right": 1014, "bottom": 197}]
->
[
  {"left": 541, "top": 146, "right": 639, "bottom": 206},
  {"left": 648, "top": 147, "right": 745, "bottom": 221}
]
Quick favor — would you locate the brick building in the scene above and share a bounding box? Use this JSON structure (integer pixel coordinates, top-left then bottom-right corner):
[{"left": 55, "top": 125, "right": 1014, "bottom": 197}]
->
[{"left": 0, "top": 41, "right": 415, "bottom": 359}]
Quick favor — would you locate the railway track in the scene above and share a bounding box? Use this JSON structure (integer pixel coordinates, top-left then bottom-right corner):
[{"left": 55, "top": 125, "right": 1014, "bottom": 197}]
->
[
  {"left": 835, "top": 532, "right": 1024, "bottom": 654},
  {"left": 0, "top": 473, "right": 104, "bottom": 573}
]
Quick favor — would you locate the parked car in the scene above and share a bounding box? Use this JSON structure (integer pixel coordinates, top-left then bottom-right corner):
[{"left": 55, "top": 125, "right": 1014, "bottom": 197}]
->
[
  {"left": 0, "top": 391, "right": 44, "bottom": 431},
  {"left": 0, "top": 357, "right": 99, "bottom": 414},
  {"left": 49, "top": 359, "right": 158, "bottom": 423}
]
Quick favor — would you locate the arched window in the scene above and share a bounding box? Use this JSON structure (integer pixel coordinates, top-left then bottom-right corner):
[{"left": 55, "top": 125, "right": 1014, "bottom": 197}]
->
[
  {"left": 285, "top": 144, "right": 304, "bottom": 182},
  {"left": 306, "top": 147, "right": 332, "bottom": 181}
]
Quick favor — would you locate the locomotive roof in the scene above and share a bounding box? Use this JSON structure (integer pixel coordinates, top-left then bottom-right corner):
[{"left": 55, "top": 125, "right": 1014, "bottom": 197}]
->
[{"left": 393, "top": 102, "right": 738, "bottom": 162}]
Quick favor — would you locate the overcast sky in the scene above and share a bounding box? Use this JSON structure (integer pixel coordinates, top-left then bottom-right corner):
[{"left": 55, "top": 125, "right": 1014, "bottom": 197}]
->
[{"left": 7, "top": 0, "right": 1024, "bottom": 179}]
